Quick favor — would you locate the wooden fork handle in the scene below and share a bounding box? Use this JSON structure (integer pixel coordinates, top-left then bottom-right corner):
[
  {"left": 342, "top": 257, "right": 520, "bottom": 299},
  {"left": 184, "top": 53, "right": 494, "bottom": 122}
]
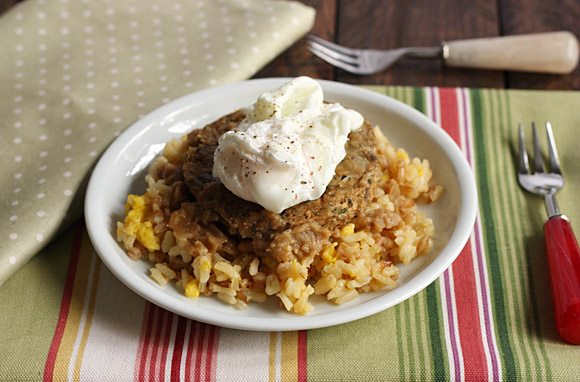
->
[
  {"left": 443, "top": 31, "right": 579, "bottom": 74},
  {"left": 544, "top": 215, "right": 580, "bottom": 344}
]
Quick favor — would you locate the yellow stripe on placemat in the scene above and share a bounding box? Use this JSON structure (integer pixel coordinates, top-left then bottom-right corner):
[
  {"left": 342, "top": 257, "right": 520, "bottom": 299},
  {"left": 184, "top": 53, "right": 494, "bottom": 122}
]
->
[
  {"left": 73, "top": 256, "right": 102, "bottom": 380},
  {"left": 269, "top": 331, "right": 299, "bottom": 381},
  {"left": 269, "top": 332, "right": 278, "bottom": 381},
  {"left": 52, "top": 229, "right": 96, "bottom": 380},
  {"left": 281, "top": 331, "right": 298, "bottom": 381}
]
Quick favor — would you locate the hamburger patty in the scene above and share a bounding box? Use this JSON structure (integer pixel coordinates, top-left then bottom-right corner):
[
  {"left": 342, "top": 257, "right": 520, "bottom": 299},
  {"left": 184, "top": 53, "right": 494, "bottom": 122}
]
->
[{"left": 177, "top": 109, "right": 381, "bottom": 263}]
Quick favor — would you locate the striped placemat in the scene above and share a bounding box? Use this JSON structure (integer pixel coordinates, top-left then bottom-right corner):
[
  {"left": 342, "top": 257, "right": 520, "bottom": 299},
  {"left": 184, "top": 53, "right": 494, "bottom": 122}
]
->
[{"left": 2, "top": 87, "right": 580, "bottom": 381}]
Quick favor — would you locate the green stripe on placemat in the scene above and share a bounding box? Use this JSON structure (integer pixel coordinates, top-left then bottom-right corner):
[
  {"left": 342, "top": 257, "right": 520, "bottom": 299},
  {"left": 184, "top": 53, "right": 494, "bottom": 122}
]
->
[
  {"left": 472, "top": 90, "right": 518, "bottom": 378},
  {"left": 0, "top": 225, "right": 76, "bottom": 375}
]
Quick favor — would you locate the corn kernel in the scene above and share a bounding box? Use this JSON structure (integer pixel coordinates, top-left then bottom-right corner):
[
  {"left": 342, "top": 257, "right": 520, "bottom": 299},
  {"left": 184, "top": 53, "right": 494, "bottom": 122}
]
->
[
  {"left": 341, "top": 223, "right": 355, "bottom": 236},
  {"left": 185, "top": 279, "right": 200, "bottom": 298},
  {"left": 396, "top": 150, "right": 409, "bottom": 162},
  {"left": 123, "top": 194, "right": 160, "bottom": 252},
  {"left": 132, "top": 195, "right": 145, "bottom": 208},
  {"left": 200, "top": 257, "right": 212, "bottom": 272},
  {"left": 322, "top": 242, "right": 338, "bottom": 263},
  {"left": 138, "top": 222, "right": 160, "bottom": 251}
]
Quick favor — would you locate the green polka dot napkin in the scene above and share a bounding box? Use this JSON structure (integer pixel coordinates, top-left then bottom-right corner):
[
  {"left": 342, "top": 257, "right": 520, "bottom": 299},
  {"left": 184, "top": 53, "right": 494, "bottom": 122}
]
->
[{"left": 0, "top": 0, "right": 315, "bottom": 284}]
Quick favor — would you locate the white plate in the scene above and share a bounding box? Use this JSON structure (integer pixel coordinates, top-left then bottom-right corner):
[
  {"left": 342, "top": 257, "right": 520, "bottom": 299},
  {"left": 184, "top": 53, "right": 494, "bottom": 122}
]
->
[{"left": 85, "top": 78, "right": 477, "bottom": 331}]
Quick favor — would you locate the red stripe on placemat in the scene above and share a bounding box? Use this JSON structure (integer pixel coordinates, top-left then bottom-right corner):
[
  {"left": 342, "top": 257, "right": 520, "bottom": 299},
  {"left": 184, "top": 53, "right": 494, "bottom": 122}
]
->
[
  {"left": 43, "top": 222, "right": 85, "bottom": 382},
  {"left": 205, "top": 325, "right": 219, "bottom": 381},
  {"left": 453, "top": 242, "right": 489, "bottom": 380},
  {"left": 185, "top": 321, "right": 199, "bottom": 381},
  {"left": 158, "top": 311, "right": 173, "bottom": 380},
  {"left": 136, "top": 303, "right": 155, "bottom": 380},
  {"left": 148, "top": 306, "right": 165, "bottom": 380},
  {"left": 439, "top": 88, "right": 488, "bottom": 378},
  {"left": 136, "top": 306, "right": 178, "bottom": 380},
  {"left": 170, "top": 316, "right": 188, "bottom": 380},
  {"left": 182, "top": 321, "right": 220, "bottom": 382},
  {"left": 194, "top": 322, "right": 207, "bottom": 381},
  {"left": 439, "top": 88, "right": 461, "bottom": 144},
  {"left": 297, "top": 330, "right": 308, "bottom": 382}
]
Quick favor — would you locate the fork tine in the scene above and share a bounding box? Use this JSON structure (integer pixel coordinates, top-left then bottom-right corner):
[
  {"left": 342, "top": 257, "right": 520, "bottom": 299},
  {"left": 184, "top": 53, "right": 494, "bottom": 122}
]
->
[
  {"left": 307, "top": 40, "right": 360, "bottom": 65},
  {"left": 518, "top": 122, "right": 530, "bottom": 174},
  {"left": 306, "top": 43, "right": 360, "bottom": 73},
  {"left": 545, "top": 121, "right": 563, "bottom": 175},
  {"left": 306, "top": 35, "right": 359, "bottom": 57},
  {"left": 532, "top": 122, "right": 544, "bottom": 173}
]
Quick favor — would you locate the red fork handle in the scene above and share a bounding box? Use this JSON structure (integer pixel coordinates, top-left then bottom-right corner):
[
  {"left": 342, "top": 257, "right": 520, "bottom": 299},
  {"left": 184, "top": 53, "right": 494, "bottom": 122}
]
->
[{"left": 544, "top": 216, "right": 580, "bottom": 344}]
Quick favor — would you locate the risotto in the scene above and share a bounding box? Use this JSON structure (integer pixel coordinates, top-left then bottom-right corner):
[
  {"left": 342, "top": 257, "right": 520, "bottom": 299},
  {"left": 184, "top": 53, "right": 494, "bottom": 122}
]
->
[{"left": 117, "top": 111, "right": 443, "bottom": 314}]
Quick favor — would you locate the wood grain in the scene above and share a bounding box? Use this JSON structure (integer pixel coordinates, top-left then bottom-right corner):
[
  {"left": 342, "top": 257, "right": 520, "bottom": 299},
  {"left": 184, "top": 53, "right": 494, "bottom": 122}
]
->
[
  {"left": 500, "top": 0, "right": 580, "bottom": 89},
  {"left": 334, "top": 0, "right": 505, "bottom": 88}
]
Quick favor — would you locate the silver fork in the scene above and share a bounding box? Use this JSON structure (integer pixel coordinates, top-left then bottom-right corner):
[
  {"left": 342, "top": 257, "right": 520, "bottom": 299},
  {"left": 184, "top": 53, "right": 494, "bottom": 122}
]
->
[
  {"left": 306, "top": 34, "right": 441, "bottom": 75},
  {"left": 306, "top": 32, "right": 579, "bottom": 75},
  {"left": 517, "top": 121, "right": 580, "bottom": 345}
]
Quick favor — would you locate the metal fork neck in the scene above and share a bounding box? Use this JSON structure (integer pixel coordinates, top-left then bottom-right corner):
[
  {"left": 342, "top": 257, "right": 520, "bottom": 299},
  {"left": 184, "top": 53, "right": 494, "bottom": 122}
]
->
[
  {"left": 545, "top": 192, "right": 561, "bottom": 217},
  {"left": 404, "top": 47, "right": 443, "bottom": 59}
]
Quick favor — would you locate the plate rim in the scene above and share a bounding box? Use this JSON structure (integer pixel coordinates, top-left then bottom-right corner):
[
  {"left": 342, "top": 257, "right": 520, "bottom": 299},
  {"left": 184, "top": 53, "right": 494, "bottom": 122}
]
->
[{"left": 84, "top": 77, "right": 478, "bottom": 331}]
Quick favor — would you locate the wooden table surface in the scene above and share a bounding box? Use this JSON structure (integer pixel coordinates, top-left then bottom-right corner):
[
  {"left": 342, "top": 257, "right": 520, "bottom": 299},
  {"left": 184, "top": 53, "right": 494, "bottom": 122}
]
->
[
  {"left": 255, "top": 0, "right": 580, "bottom": 90},
  {"left": 2, "top": 0, "right": 579, "bottom": 90}
]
